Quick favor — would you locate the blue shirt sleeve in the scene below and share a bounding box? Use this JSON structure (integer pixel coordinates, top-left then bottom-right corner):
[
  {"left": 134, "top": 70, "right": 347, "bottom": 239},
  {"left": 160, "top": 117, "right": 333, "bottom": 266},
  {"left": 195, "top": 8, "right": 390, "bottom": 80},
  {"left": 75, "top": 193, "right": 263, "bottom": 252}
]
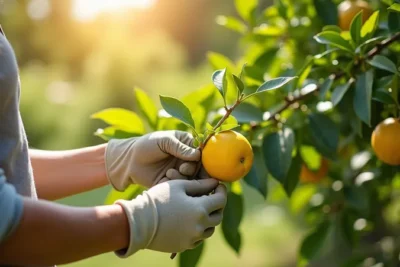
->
[{"left": 0, "top": 168, "right": 23, "bottom": 243}]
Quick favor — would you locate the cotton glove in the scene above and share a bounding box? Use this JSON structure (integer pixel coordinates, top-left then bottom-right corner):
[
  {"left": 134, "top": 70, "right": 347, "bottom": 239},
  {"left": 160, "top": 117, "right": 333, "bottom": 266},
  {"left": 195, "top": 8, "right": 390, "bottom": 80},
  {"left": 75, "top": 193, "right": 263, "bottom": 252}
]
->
[
  {"left": 115, "top": 178, "right": 227, "bottom": 257},
  {"left": 105, "top": 131, "right": 201, "bottom": 190}
]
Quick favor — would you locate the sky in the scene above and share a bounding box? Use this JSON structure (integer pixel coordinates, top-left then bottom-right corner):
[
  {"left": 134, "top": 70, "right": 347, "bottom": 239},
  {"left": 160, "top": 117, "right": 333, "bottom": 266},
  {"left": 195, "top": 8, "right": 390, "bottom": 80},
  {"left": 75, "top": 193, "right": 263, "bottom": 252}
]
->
[{"left": 72, "top": 0, "right": 156, "bottom": 21}]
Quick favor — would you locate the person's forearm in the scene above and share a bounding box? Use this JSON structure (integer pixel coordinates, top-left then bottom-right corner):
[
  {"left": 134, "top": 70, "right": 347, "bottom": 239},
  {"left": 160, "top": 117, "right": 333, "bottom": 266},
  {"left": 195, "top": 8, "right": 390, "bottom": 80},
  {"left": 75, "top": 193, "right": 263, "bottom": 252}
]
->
[
  {"left": 30, "top": 144, "right": 109, "bottom": 200},
  {"left": 0, "top": 198, "right": 129, "bottom": 266}
]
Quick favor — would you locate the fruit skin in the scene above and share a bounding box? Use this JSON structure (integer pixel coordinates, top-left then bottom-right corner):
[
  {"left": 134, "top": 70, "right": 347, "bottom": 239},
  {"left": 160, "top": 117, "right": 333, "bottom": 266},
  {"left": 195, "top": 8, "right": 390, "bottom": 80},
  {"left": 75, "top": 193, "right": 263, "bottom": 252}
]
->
[
  {"left": 338, "top": 0, "right": 373, "bottom": 31},
  {"left": 371, "top": 118, "right": 400, "bottom": 166},
  {"left": 202, "top": 130, "right": 254, "bottom": 182},
  {"left": 300, "top": 158, "right": 329, "bottom": 183}
]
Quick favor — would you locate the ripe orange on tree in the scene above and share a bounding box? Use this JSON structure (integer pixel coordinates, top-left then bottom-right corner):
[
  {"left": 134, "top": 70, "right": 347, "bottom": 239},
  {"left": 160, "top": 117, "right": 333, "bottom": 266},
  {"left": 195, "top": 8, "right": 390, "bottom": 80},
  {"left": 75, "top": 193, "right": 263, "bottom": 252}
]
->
[
  {"left": 202, "top": 130, "right": 254, "bottom": 182},
  {"left": 371, "top": 118, "right": 400, "bottom": 166},
  {"left": 338, "top": 0, "right": 373, "bottom": 30},
  {"left": 300, "top": 158, "right": 329, "bottom": 183}
]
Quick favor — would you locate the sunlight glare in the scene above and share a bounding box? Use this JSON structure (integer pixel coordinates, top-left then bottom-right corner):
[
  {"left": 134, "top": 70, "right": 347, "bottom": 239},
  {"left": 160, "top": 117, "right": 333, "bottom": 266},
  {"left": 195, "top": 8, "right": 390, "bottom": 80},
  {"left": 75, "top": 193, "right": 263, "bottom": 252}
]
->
[{"left": 73, "top": 0, "right": 156, "bottom": 21}]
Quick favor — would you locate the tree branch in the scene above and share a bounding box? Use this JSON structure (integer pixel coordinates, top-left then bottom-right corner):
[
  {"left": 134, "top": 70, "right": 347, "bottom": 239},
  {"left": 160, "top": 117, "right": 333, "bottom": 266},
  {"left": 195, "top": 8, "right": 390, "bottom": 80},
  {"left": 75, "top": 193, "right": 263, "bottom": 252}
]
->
[{"left": 261, "top": 32, "right": 400, "bottom": 124}]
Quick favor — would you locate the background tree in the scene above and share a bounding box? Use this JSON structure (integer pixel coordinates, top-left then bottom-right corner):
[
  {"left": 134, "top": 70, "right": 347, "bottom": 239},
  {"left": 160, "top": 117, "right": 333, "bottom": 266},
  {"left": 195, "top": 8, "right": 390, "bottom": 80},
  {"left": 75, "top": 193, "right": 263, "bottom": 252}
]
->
[{"left": 93, "top": 0, "right": 400, "bottom": 266}]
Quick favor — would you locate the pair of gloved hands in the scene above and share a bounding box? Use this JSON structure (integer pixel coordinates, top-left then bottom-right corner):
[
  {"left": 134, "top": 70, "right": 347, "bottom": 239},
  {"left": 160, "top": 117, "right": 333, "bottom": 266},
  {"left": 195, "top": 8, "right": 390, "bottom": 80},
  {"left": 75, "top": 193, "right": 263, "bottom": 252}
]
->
[{"left": 105, "top": 131, "right": 227, "bottom": 258}]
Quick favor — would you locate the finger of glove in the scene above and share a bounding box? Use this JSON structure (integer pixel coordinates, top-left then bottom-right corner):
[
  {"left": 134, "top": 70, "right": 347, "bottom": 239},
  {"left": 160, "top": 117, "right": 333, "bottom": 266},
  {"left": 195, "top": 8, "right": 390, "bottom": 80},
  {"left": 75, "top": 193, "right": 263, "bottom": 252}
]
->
[
  {"left": 202, "top": 184, "right": 227, "bottom": 213},
  {"left": 184, "top": 179, "right": 218, "bottom": 197},
  {"left": 207, "top": 210, "right": 224, "bottom": 227},
  {"left": 198, "top": 167, "right": 212, "bottom": 179},
  {"left": 158, "top": 177, "right": 170, "bottom": 184},
  {"left": 202, "top": 227, "right": 215, "bottom": 239},
  {"left": 165, "top": 136, "right": 201, "bottom": 162},
  {"left": 166, "top": 168, "right": 187, "bottom": 180},
  {"left": 179, "top": 162, "right": 198, "bottom": 176}
]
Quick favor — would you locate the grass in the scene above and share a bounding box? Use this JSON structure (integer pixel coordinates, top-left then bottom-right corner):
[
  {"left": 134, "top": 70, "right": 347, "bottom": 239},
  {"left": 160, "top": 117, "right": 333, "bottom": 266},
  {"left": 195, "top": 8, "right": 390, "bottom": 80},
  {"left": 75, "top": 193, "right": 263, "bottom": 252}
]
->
[{"left": 59, "top": 183, "right": 302, "bottom": 267}]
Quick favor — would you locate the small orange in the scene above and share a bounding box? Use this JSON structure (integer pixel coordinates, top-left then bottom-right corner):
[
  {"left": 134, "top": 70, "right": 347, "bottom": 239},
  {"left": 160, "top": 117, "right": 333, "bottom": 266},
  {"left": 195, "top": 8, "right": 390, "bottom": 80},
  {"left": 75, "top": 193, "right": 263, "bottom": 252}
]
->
[
  {"left": 202, "top": 130, "right": 253, "bottom": 182},
  {"left": 338, "top": 0, "right": 373, "bottom": 31},
  {"left": 371, "top": 118, "right": 400, "bottom": 166},
  {"left": 300, "top": 158, "right": 329, "bottom": 183}
]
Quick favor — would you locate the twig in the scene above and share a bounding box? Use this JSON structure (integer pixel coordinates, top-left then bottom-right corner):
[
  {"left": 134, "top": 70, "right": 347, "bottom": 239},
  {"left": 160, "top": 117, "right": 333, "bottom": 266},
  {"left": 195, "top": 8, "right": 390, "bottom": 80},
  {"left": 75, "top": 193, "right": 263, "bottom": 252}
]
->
[{"left": 367, "top": 32, "right": 400, "bottom": 59}]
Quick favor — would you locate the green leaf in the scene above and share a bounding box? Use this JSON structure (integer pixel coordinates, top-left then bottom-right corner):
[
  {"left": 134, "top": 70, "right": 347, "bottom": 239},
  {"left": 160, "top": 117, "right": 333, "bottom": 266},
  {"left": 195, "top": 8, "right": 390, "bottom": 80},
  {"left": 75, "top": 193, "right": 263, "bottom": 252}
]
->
[
  {"left": 331, "top": 79, "right": 353, "bottom": 106},
  {"left": 256, "top": 77, "right": 297, "bottom": 93},
  {"left": 355, "top": 36, "right": 386, "bottom": 53},
  {"left": 104, "top": 184, "right": 144, "bottom": 205},
  {"left": 389, "top": 3, "right": 400, "bottom": 13},
  {"left": 215, "top": 15, "right": 247, "bottom": 33},
  {"left": 231, "top": 102, "right": 263, "bottom": 123},
  {"left": 361, "top": 11, "right": 379, "bottom": 39},
  {"left": 290, "top": 185, "right": 317, "bottom": 213},
  {"left": 314, "top": 31, "right": 355, "bottom": 54},
  {"left": 308, "top": 113, "right": 339, "bottom": 158},
  {"left": 222, "top": 191, "right": 243, "bottom": 254},
  {"left": 157, "top": 117, "right": 188, "bottom": 131},
  {"left": 179, "top": 242, "right": 204, "bottom": 267},
  {"left": 244, "top": 146, "right": 268, "bottom": 198},
  {"left": 159, "top": 96, "right": 195, "bottom": 129},
  {"left": 134, "top": 87, "right": 158, "bottom": 129},
  {"left": 314, "top": 48, "right": 339, "bottom": 59},
  {"left": 350, "top": 11, "right": 363, "bottom": 45},
  {"left": 295, "top": 58, "right": 313, "bottom": 89},
  {"left": 253, "top": 25, "right": 284, "bottom": 37},
  {"left": 233, "top": 74, "right": 245, "bottom": 95},
  {"left": 319, "top": 75, "right": 335, "bottom": 100},
  {"left": 388, "top": 11, "right": 400, "bottom": 32},
  {"left": 91, "top": 108, "right": 145, "bottom": 134},
  {"left": 344, "top": 186, "right": 369, "bottom": 215},
  {"left": 284, "top": 150, "right": 302, "bottom": 197},
  {"left": 235, "top": 0, "right": 257, "bottom": 22},
  {"left": 211, "top": 69, "right": 228, "bottom": 105},
  {"left": 239, "top": 63, "right": 246, "bottom": 80},
  {"left": 300, "top": 220, "right": 331, "bottom": 261},
  {"left": 313, "top": 0, "right": 338, "bottom": 25},
  {"left": 353, "top": 70, "right": 374, "bottom": 126},
  {"left": 340, "top": 210, "right": 357, "bottom": 247},
  {"left": 207, "top": 52, "right": 236, "bottom": 71},
  {"left": 262, "top": 128, "right": 295, "bottom": 183},
  {"left": 322, "top": 25, "right": 341, "bottom": 33},
  {"left": 183, "top": 85, "right": 217, "bottom": 114},
  {"left": 94, "top": 127, "right": 139, "bottom": 141},
  {"left": 218, "top": 124, "right": 240, "bottom": 132},
  {"left": 368, "top": 55, "right": 399, "bottom": 75},
  {"left": 372, "top": 88, "right": 397, "bottom": 104}
]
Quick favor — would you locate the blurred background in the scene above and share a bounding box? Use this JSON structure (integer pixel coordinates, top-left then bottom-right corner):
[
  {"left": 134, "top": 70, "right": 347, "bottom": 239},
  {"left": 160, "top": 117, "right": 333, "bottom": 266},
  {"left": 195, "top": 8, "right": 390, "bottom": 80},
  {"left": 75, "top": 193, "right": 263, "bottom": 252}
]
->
[{"left": 0, "top": 0, "right": 305, "bottom": 266}]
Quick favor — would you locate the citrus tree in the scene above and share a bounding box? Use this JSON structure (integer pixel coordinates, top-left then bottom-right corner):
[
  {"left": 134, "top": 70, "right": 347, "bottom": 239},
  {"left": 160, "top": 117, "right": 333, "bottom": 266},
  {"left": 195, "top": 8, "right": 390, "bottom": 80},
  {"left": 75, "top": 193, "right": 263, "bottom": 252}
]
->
[{"left": 91, "top": 0, "right": 400, "bottom": 266}]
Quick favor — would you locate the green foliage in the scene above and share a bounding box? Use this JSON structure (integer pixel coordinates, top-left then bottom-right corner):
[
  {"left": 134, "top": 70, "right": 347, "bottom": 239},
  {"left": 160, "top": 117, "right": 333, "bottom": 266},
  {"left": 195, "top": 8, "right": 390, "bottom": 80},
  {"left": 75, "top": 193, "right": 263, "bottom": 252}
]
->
[
  {"left": 262, "top": 128, "right": 295, "bottom": 184},
  {"left": 104, "top": 185, "right": 144, "bottom": 205},
  {"left": 222, "top": 190, "right": 244, "bottom": 254},
  {"left": 178, "top": 242, "right": 204, "bottom": 267},
  {"left": 159, "top": 96, "right": 196, "bottom": 129},
  {"left": 91, "top": 108, "right": 145, "bottom": 135},
  {"left": 134, "top": 88, "right": 159, "bottom": 130},
  {"left": 91, "top": 0, "right": 400, "bottom": 266}
]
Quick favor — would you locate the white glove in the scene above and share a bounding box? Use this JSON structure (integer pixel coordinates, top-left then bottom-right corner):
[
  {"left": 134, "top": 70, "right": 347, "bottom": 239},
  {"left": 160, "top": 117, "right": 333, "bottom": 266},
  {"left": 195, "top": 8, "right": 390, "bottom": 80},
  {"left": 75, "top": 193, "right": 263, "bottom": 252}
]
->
[
  {"left": 105, "top": 131, "right": 201, "bottom": 190},
  {"left": 115, "top": 179, "right": 227, "bottom": 257}
]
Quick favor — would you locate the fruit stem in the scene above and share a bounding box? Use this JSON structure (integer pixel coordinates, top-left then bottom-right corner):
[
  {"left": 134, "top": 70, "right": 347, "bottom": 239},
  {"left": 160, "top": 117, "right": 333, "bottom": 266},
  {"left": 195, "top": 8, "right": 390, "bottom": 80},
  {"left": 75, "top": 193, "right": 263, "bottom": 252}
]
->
[{"left": 190, "top": 99, "right": 242, "bottom": 180}]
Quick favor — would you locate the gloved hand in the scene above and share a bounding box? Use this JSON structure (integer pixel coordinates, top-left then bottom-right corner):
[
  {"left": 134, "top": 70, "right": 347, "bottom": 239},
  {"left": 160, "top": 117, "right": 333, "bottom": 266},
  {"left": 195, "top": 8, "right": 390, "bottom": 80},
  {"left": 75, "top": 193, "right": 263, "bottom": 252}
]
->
[
  {"left": 105, "top": 131, "right": 201, "bottom": 190},
  {"left": 115, "top": 178, "right": 227, "bottom": 257}
]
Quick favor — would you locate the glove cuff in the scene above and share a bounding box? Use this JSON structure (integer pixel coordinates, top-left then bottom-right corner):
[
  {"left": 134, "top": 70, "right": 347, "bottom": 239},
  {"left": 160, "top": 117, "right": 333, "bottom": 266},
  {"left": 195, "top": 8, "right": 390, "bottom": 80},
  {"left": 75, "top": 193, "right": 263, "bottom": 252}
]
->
[
  {"left": 105, "top": 138, "right": 138, "bottom": 191},
  {"left": 114, "top": 192, "right": 159, "bottom": 258}
]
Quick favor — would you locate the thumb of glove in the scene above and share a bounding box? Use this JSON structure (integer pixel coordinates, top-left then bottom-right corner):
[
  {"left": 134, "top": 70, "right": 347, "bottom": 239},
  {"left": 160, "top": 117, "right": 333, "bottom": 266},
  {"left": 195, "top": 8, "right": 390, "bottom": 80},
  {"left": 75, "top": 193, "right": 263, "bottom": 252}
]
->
[{"left": 166, "top": 136, "right": 201, "bottom": 161}]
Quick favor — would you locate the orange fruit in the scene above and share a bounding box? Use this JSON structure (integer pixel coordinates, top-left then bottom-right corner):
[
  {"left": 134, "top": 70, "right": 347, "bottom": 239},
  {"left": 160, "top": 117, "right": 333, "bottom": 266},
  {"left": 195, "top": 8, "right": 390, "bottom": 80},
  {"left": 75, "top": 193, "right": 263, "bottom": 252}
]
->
[
  {"left": 202, "top": 130, "right": 253, "bottom": 182},
  {"left": 338, "top": 0, "right": 373, "bottom": 31},
  {"left": 371, "top": 118, "right": 400, "bottom": 166},
  {"left": 300, "top": 158, "right": 329, "bottom": 183}
]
